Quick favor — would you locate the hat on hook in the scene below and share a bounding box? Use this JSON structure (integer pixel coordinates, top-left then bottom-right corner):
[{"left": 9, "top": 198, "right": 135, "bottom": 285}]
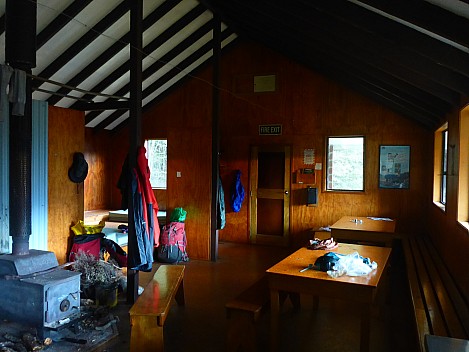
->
[{"left": 68, "top": 152, "right": 88, "bottom": 183}]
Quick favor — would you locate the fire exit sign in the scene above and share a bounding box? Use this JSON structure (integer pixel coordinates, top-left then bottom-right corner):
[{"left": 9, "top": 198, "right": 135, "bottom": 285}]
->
[{"left": 259, "top": 124, "right": 282, "bottom": 135}]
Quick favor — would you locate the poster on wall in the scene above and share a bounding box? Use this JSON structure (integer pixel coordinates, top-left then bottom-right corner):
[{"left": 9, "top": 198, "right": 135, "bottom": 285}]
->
[{"left": 379, "top": 145, "right": 410, "bottom": 189}]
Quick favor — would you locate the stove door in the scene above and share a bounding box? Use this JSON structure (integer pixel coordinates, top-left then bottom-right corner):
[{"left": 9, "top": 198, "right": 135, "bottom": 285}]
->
[{"left": 45, "top": 279, "right": 80, "bottom": 323}]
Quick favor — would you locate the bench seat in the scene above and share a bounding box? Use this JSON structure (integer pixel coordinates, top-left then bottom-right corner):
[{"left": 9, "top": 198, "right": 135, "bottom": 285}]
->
[
  {"left": 129, "top": 264, "right": 185, "bottom": 351},
  {"left": 225, "top": 276, "right": 270, "bottom": 352},
  {"left": 402, "top": 235, "right": 469, "bottom": 351},
  {"left": 225, "top": 275, "right": 301, "bottom": 351}
]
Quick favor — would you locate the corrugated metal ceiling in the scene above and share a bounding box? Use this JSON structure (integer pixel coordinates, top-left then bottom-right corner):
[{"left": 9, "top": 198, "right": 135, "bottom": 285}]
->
[{"left": 1, "top": 0, "right": 469, "bottom": 130}]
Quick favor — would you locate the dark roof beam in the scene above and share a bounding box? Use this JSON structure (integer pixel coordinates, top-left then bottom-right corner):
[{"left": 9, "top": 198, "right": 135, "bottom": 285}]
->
[
  {"left": 97, "top": 30, "right": 233, "bottom": 130},
  {"left": 85, "top": 18, "right": 216, "bottom": 124},
  {"left": 47, "top": 0, "right": 184, "bottom": 106},
  {"left": 214, "top": 4, "right": 449, "bottom": 118},
  {"left": 218, "top": 0, "right": 469, "bottom": 97},
  {"left": 226, "top": 14, "right": 442, "bottom": 127},
  {"left": 138, "top": 38, "right": 240, "bottom": 120},
  {"left": 0, "top": 15, "right": 4, "bottom": 35},
  {"left": 355, "top": 0, "right": 469, "bottom": 50},
  {"left": 302, "top": 0, "right": 469, "bottom": 79},
  {"left": 73, "top": 100, "right": 129, "bottom": 111},
  {"left": 32, "top": 1, "right": 129, "bottom": 88},
  {"left": 291, "top": 41, "right": 445, "bottom": 122},
  {"left": 77, "top": 6, "right": 211, "bottom": 118},
  {"left": 264, "top": 0, "right": 461, "bottom": 106},
  {"left": 36, "top": 0, "right": 94, "bottom": 49}
]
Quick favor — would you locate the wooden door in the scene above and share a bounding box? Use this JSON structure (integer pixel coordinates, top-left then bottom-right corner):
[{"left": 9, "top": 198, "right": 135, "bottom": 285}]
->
[{"left": 249, "top": 145, "right": 290, "bottom": 246}]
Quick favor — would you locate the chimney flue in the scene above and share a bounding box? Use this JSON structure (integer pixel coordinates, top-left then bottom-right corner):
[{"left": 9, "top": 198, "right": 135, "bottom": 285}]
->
[{"left": 5, "top": 0, "right": 37, "bottom": 255}]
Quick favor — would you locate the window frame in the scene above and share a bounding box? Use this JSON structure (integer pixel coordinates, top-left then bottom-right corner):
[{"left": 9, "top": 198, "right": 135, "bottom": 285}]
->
[
  {"left": 325, "top": 135, "right": 365, "bottom": 192},
  {"left": 144, "top": 139, "right": 167, "bottom": 190},
  {"left": 433, "top": 123, "right": 448, "bottom": 211},
  {"left": 440, "top": 129, "right": 448, "bottom": 205}
]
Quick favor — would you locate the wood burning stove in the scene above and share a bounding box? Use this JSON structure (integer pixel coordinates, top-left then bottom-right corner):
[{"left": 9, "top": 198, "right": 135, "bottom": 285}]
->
[{"left": 0, "top": 250, "right": 81, "bottom": 338}]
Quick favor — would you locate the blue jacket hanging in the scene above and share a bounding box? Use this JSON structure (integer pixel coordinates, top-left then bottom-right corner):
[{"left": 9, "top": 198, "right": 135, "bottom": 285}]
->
[
  {"left": 217, "top": 176, "right": 226, "bottom": 230},
  {"left": 230, "top": 170, "right": 245, "bottom": 212}
]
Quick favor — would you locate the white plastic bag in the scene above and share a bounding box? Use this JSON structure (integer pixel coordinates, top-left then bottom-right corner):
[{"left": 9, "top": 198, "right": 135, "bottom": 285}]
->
[{"left": 327, "top": 251, "right": 377, "bottom": 278}]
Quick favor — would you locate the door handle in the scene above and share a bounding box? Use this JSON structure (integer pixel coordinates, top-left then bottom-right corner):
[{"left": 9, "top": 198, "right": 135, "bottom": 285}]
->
[{"left": 285, "top": 190, "right": 289, "bottom": 195}]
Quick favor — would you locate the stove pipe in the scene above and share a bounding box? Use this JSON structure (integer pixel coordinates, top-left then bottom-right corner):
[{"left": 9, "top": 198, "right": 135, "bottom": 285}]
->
[{"left": 5, "top": 0, "right": 37, "bottom": 255}]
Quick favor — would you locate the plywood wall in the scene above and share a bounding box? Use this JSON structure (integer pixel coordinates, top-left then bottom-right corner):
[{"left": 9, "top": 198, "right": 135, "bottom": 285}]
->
[
  {"left": 84, "top": 128, "right": 113, "bottom": 210},
  {"left": 108, "top": 74, "right": 213, "bottom": 260},
  {"left": 217, "top": 41, "right": 432, "bottom": 246},
  {"left": 48, "top": 106, "right": 85, "bottom": 264},
  {"left": 427, "top": 108, "right": 469, "bottom": 304},
  {"left": 103, "top": 39, "right": 432, "bottom": 260}
]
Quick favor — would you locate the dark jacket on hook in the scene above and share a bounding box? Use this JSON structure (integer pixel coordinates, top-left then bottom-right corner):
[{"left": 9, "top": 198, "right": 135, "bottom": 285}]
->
[{"left": 117, "top": 146, "right": 160, "bottom": 272}]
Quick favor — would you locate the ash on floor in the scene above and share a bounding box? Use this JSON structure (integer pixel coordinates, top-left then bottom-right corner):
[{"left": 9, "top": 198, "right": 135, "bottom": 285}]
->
[{"left": 0, "top": 305, "right": 119, "bottom": 352}]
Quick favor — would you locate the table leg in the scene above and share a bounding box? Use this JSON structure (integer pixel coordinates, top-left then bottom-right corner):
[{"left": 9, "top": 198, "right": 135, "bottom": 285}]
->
[
  {"left": 270, "top": 289, "right": 280, "bottom": 352},
  {"left": 312, "top": 295, "right": 319, "bottom": 313},
  {"left": 360, "top": 303, "right": 371, "bottom": 352}
]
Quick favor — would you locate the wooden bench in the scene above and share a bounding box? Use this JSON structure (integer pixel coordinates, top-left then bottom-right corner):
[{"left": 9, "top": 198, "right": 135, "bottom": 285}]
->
[
  {"left": 225, "top": 276, "right": 300, "bottom": 352},
  {"left": 129, "top": 264, "right": 185, "bottom": 352},
  {"left": 225, "top": 276, "right": 270, "bottom": 352},
  {"left": 402, "top": 235, "right": 469, "bottom": 352}
]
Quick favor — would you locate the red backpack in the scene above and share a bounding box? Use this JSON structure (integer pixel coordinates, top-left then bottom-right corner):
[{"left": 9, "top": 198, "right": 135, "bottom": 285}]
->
[
  {"left": 69, "top": 234, "right": 102, "bottom": 262},
  {"left": 156, "top": 222, "right": 189, "bottom": 263}
]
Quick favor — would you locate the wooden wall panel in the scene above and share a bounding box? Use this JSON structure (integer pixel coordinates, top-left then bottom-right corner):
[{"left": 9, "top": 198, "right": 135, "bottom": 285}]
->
[
  {"left": 84, "top": 128, "right": 113, "bottom": 211},
  {"left": 102, "top": 39, "right": 432, "bottom": 259},
  {"left": 48, "top": 106, "right": 84, "bottom": 264},
  {"left": 154, "top": 189, "right": 167, "bottom": 211},
  {"left": 217, "top": 41, "right": 432, "bottom": 246},
  {"left": 108, "top": 71, "right": 213, "bottom": 260},
  {"left": 108, "top": 133, "right": 129, "bottom": 211},
  {"left": 167, "top": 127, "right": 211, "bottom": 260},
  {"left": 427, "top": 109, "right": 469, "bottom": 303}
]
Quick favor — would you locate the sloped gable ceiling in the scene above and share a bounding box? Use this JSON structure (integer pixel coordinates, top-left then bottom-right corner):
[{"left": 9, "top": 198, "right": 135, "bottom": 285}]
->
[
  {"left": 0, "top": 0, "right": 237, "bottom": 130},
  {"left": 201, "top": 0, "right": 469, "bottom": 129},
  {"left": 1, "top": 0, "right": 468, "bottom": 130}
]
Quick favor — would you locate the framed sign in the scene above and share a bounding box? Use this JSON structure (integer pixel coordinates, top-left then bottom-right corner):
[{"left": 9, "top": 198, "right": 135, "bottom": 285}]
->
[{"left": 379, "top": 145, "right": 410, "bottom": 189}]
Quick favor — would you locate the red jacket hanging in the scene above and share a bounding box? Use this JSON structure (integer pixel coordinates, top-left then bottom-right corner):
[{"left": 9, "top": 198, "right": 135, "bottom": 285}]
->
[
  {"left": 117, "top": 146, "right": 160, "bottom": 271},
  {"left": 136, "top": 146, "right": 160, "bottom": 247}
]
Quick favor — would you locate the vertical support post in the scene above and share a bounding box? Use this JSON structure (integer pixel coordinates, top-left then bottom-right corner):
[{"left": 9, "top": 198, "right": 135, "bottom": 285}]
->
[
  {"left": 127, "top": 0, "right": 143, "bottom": 304},
  {"left": 210, "top": 16, "right": 221, "bottom": 262}
]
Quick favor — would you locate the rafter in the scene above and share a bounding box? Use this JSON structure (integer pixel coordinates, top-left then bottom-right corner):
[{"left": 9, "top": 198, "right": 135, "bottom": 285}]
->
[
  {"left": 85, "top": 18, "right": 218, "bottom": 125},
  {"left": 32, "top": 1, "right": 129, "bottom": 88},
  {"left": 354, "top": 0, "right": 469, "bottom": 50},
  {"left": 46, "top": 0, "right": 185, "bottom": 106},
  {"left": 96, "top": 29, "right": 234, "bottom": 130},
  {"left": 36, "top": 0, "right": 94, "bottom": 50}
]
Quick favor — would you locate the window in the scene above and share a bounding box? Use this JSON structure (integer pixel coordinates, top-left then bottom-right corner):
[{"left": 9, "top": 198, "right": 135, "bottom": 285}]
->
[
  {"left": 433, "top": 123, "right": 448, "bottom": 210},
  {"left": 144, "top": 139, "right": 167, "bottom": 189},
  {"left": 326, "top": 136, "right": 365, "bottom": 191},
  {"left": 440, "top": 129, "right": 448, "bottom": 205}
]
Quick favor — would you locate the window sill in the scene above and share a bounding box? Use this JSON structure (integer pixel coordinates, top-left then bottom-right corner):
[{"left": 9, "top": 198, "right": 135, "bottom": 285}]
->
[
  {"left": 457, "top": 221, "right": 469, "bottom": 234},
  {"left": 433, "top": 201, "right": 446, "bottom": 213}
]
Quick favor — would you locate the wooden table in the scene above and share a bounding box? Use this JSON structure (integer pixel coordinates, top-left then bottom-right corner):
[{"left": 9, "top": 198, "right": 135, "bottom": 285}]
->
[
  {"left": 330, "top": 216, "right": 396, "bottom": 247},
  {"left": 266, "top": 243, "right": 391, "bottom": 352}
]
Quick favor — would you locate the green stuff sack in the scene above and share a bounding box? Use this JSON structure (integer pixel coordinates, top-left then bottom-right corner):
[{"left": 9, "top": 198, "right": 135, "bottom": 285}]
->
[{"left": 170, "top": 207, "right": 187, "bottom": 222}]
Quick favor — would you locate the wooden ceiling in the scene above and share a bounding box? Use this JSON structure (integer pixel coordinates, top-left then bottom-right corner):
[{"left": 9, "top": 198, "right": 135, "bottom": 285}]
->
[
  {"left": 201, "top": 0, "right": 469, "bottom": 129},
  {"left": 1, "top": 0, "right": 468, "bottom": 130}
]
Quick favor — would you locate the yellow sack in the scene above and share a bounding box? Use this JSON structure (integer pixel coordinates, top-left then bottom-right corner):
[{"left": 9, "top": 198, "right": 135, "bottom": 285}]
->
[{"left": 71, "top": 220, "right": 105, "bottom": 235}]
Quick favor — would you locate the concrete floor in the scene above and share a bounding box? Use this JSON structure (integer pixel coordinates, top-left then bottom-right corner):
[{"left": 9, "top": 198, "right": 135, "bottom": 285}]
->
[{"left": 101, "top": 241, "right": 417, "bottom": 352}]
